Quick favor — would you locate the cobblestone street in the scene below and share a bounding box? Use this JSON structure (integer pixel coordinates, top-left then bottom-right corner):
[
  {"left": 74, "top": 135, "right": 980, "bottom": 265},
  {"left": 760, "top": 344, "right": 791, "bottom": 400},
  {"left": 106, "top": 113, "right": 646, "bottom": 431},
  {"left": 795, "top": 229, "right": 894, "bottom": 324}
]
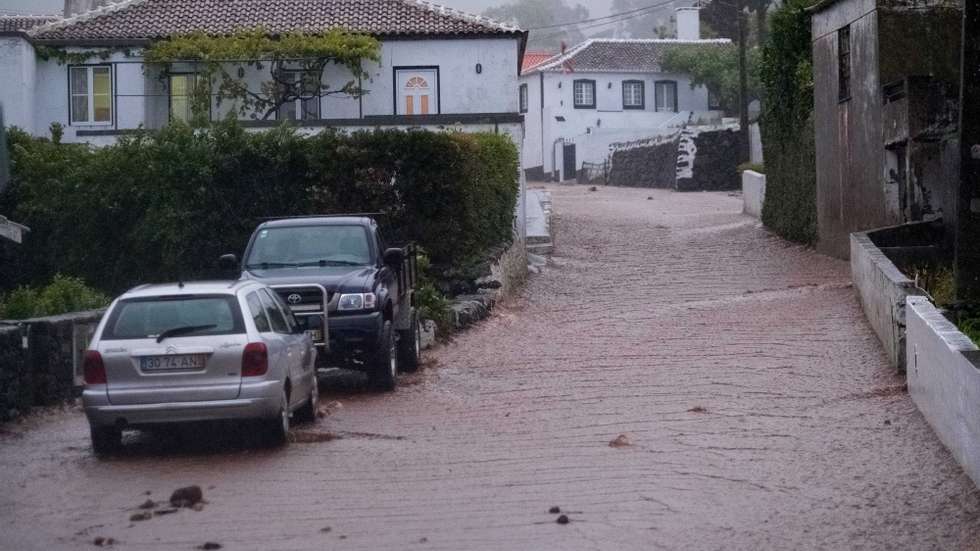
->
[{"left": 1, "top": 185, "right": 978, "bottom": 550}]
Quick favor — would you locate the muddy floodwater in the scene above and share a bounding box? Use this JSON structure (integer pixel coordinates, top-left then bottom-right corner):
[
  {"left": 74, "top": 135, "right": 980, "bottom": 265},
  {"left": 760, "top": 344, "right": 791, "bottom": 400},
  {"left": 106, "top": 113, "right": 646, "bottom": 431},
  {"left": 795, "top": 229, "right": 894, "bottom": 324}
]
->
[{"left": 2, "top": 185, "right": 979, "bottom": 550}]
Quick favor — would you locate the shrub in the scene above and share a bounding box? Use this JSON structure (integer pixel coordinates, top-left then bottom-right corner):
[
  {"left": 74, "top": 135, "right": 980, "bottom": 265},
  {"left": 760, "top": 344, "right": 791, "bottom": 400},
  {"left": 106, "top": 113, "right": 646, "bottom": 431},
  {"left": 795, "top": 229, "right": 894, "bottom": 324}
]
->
[
  {"left": 2, "top": 120, "right": 520, "bottom": 295},
  {"left": 759, "top": 0, "right": 817, "bottom": 244},
  {"left": 0, "top": 275, "right": 109, "bottom": 320}
]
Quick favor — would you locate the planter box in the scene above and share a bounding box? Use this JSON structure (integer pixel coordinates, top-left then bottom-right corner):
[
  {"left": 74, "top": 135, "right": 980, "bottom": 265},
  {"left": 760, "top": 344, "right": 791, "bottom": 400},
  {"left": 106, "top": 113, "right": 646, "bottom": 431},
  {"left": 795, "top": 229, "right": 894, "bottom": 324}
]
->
[
  {"left": 850, "top": 231, "right": 925, "bottom": 370},
  {"left": 907, "top": 296, "right": 980, "bottom": 487}
]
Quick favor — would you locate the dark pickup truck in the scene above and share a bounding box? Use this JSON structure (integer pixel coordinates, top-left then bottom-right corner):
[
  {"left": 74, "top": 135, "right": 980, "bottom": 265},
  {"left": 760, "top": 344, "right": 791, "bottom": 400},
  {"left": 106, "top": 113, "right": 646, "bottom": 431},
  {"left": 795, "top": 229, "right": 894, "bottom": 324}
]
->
[{"left": 222, "top": 215, "right": 420, "bottom": 391}]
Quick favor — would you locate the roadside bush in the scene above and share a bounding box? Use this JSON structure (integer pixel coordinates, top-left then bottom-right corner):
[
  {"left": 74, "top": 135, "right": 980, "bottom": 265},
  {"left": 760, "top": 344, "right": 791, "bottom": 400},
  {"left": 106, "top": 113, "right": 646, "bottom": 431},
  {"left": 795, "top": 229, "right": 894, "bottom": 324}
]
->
[
  {"left": 2, "top": 120, "right": 520, "bottom": 295},
  {"left": 759, "top": 0, "right": 817, "bottom": 244},
  {"left": 0, "top": 275, "right": 109, "bottom": 319}
]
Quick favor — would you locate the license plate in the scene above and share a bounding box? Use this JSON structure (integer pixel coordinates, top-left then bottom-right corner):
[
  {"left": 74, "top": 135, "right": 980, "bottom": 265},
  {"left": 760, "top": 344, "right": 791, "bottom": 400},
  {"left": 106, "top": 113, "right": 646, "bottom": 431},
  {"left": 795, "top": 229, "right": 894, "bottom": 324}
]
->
[
  {"left": 307, "top": 330, "right": 323, "bottom": 342},
  {"left": 140, "top": 354, "right": 207, "bottom": 372}
]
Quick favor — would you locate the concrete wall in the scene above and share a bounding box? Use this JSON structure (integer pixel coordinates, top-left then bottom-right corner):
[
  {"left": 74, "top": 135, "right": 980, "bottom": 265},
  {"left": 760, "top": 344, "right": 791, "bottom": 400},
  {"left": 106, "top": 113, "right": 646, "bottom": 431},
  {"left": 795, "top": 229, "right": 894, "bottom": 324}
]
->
[
  {"left": 25, "top": 38, "right": 521, "bottom": 143},
  {"left": 906, "top": 296, "right": 980, "bottom": 487},
  {"left": 522, "top": 69, "right": 715, "bottom": 177},
  {"left": 0, "top": 36, "right": 37, "bottom": 134},
  {"left": 850, "top": 230, "right": 925, "bottom": 370},
  {"left": 742, "top": 170, "right": 766, "bottom": 218}
]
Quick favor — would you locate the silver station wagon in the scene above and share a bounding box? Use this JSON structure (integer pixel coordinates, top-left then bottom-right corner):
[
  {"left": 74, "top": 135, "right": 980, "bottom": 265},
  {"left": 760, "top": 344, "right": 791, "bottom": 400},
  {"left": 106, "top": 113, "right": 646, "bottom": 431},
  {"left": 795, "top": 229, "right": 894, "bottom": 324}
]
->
[{"left": 82, "top": 280, "right": 319, "bottom": 454}]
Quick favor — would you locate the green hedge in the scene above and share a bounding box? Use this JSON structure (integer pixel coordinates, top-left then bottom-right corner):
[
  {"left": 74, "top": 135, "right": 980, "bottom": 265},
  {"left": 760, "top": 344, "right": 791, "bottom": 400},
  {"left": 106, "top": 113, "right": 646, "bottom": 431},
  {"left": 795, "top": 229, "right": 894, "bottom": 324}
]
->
[
  {"left": 759, "top": 0, "right": 818, "bottom": 244},
  {"left": 1, "top": 121, "right": 520, "bottom": 294}
]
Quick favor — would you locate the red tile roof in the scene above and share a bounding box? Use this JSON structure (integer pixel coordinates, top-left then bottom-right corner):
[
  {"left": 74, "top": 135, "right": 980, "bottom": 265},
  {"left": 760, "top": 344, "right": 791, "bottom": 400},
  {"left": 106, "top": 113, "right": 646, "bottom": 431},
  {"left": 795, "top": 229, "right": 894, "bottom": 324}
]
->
[
  {"left": 0, "top": 15, "right": 60, "bottom": 33},
  {"left": 521, "top": 51, "right": 556, "bottom": 75},
  {"left": 31, "top": 0, "right": 524, "bottom": 42}
]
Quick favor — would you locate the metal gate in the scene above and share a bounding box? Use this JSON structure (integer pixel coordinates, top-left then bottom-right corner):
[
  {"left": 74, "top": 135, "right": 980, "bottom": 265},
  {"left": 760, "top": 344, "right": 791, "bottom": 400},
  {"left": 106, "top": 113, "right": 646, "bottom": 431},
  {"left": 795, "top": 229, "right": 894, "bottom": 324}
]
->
[{"left": 562, "top": 143, "right": 577, "bottom": 181}]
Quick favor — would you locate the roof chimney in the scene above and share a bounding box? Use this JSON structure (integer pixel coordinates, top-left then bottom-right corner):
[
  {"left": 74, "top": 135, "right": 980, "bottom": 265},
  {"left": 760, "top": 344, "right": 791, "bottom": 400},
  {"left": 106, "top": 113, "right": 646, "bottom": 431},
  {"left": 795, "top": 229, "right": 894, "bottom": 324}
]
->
[
  {"left": 64, "top": 0, "right": 111, "bottom": 18},
  {"left": 676, "top": 7, "right": 701, "bottom": 40}
]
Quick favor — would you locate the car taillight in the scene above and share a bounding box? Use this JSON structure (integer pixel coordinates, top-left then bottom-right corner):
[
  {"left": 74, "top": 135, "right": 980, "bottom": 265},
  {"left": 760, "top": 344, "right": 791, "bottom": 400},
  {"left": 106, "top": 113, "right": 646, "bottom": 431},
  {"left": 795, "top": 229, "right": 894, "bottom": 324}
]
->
[
  {"left": 242, "top": 342, "right": 269, "bottom": 377},
  {"left": 83, "top": 351, "right": 107, "bottom": 385}
]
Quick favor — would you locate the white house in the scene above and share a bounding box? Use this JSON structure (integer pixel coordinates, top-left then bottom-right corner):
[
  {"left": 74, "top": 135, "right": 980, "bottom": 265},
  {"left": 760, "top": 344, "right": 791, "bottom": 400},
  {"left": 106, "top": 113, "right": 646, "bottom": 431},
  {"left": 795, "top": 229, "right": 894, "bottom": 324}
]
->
[
  {"left": 0, "top": 0, "right": 527, "bottom": 144},
  {"left": 519, "top": 8, "right": 731, "bottom": 181}
]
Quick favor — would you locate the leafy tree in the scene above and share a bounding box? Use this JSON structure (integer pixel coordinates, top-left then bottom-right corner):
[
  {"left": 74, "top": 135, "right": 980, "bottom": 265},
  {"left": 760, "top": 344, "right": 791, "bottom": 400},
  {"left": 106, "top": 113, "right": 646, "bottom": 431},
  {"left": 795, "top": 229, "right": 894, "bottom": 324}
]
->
[
  {"left": 144, "top": 29, "right": 380, "bottom": 122},
  {"left": 483, "top": 0, "right": 589, "bottom": 50},
  {"left": 661, "top": 43, "right": 761, "bottom": 114}
]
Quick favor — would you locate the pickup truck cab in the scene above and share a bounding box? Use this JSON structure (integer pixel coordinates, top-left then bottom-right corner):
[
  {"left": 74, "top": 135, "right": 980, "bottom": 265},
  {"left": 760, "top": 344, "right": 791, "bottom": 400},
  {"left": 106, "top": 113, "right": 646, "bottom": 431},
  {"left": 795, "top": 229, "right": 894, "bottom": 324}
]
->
[{"left": 226, "top": 216, "right": 420, "bottom": 391}]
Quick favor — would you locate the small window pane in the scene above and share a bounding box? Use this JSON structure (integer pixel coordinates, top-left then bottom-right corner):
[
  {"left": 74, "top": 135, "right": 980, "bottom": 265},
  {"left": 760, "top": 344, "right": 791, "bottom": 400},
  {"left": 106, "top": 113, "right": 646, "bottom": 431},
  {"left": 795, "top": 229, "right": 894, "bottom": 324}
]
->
[
  {"left": 170, "top": 74, "right": 196, "bottom": 123},
  {"left": 71, "top": 95, "right": 89, "bottom": 123},
  {"left": 94, "top": 92, "right": 111, "bottom": 122},
  {"left": 70, "top": 67, "right": 88, "bottom": 94},
  {"left": 247, "top": 293, "right": 271, "bottom": 333}
]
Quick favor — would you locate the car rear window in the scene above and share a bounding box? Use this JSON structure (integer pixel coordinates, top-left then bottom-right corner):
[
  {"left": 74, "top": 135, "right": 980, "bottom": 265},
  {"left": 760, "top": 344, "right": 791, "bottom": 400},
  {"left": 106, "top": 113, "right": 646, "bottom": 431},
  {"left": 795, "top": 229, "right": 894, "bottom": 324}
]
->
[{"left": 102, "top": 295, "right": 245, "bottom": 340}]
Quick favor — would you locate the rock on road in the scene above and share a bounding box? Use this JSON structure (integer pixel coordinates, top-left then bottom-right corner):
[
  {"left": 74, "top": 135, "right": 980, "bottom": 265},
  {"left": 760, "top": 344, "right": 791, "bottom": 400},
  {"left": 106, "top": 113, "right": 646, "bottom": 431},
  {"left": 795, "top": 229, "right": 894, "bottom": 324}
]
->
[{"left": 2, "top": 185, "right": 979, "bottom": 550}]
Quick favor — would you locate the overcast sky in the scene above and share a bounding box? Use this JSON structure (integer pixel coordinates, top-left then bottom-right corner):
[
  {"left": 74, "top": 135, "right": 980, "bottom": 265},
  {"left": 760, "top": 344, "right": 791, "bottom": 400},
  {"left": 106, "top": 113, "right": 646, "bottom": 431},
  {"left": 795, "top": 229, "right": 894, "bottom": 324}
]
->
[{"left": 0, "top": 0, "right": 612, "bottom": 18}]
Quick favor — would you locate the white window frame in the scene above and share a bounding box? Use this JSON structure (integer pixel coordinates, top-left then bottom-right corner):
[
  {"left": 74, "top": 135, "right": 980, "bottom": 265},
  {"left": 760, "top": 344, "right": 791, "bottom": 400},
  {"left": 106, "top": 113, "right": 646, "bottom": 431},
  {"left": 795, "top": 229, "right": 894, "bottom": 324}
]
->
[
  {"left": 654, "top": 80, "right": 678, "bottom": 113},
  {"left": 276, "top": 70, "right": 321, "bottom": 122},
  {"left": 519, "top": 83, "right": 529, "bottom": 113},
  {"left": 69, "top": 65, "right": 113, "bottom": 126},
  {"left": 573, "top": 79, "right": 596, "bottom": 109},
  {"left": 622, "top": 80, "right": 645, "bottom": 110},
  {"left": 168, "top": 73, "right": 202, "bottom": 124}
]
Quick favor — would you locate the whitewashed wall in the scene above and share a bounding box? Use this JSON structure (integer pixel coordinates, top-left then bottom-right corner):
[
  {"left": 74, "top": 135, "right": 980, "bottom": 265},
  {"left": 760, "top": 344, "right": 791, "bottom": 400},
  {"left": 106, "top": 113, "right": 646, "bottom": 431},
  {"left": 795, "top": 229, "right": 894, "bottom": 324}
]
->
[
  {"left": 0, "top": 36, "right": 38, "bottom": 133},
  {"left": 23, "top": 38, "right": 520, "bottom": 143},
  {"left": 522, "top": 69, "right": 714, "bottom": 177}
]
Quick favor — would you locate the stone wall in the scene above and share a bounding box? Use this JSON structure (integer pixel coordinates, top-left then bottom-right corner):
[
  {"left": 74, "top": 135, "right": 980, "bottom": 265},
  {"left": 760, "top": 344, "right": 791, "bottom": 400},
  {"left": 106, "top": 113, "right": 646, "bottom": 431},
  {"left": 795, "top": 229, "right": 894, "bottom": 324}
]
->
[
  {"left": 449, "top": 238, "right": 528, "bottom": 330},
  {"left": 607, "top": 137, "right": 679, "bottom": 188},
  {"left": 675, "top": 128, "right": 743, "bottom": 192},
  {"left": 0, "top": 310, "right": 104, "bottom": 421}
]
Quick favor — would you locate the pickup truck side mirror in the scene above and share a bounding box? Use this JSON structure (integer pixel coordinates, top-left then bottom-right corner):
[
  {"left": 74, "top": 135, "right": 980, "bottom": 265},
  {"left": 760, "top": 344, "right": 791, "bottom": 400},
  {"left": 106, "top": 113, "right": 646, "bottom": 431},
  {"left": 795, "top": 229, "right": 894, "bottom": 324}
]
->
[
  {"left": 219, "top": 253, "right": 239, "bottom": 271},
  {"left": 383, "top": 248, "right": 405, "bottom": 268}
]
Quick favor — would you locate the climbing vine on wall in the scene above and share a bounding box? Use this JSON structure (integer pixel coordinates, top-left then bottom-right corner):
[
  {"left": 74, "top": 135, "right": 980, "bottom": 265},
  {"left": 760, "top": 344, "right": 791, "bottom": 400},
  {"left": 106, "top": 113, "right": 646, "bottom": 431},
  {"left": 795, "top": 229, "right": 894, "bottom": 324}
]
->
[
  {"left": 35, "top": 45, "right": 138, "bottom": 65},
  {"left": 143, "top": 28, "right": 381, "bottom": 124},
  {"left": 758, "top": 0, "right": 817, "bottom": 244}
]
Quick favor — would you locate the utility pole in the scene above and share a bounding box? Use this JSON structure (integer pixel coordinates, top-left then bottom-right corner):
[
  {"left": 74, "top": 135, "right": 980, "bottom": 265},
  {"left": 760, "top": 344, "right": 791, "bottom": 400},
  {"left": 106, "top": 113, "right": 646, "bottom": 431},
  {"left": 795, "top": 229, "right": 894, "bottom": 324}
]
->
[
  {"left": 737, "top": 1, "right": 750, "bottom": 163},
  {"left": 956, "top": 0, "right": 980, "bottom": 302}
]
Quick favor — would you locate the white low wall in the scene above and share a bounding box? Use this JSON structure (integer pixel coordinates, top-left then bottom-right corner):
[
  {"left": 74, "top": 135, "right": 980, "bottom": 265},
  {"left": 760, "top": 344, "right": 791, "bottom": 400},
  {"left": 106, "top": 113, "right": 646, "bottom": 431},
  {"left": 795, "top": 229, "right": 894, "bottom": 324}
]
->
[
  {"left": 741, "top": 170, "right": 766, "bottom": 218},
  {"left": 850, "top": 231, "right": 925, "bottom": 370},
  {"left": 907, "top": 296, "right": 980, "bottom": 487}
]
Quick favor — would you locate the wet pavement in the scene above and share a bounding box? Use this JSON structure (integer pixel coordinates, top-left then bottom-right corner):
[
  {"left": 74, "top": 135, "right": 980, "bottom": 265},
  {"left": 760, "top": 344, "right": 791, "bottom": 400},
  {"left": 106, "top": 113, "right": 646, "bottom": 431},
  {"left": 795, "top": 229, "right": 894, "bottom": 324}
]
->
[{"left": 2, "top": 184, "right": 980, "bottom": 550}]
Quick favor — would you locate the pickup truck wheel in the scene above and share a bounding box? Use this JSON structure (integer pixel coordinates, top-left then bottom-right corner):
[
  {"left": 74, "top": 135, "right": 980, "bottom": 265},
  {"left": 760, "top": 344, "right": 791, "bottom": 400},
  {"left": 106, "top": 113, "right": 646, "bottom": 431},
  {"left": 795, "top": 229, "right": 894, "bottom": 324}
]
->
[
  {"left": 368, "top": 321, "right": 397, "bottom": 391},
  {"left": 398, "top": 310, "right": 422, "bottom": 373},
  {"left": 294, "top": 378, "right": 319, "bottom": 425},
  {"left": 262, "top": 389, "right": 290, "bottom": 447},
  {"left": 90, "top": 425, "right": 121, "bottom": 456}
]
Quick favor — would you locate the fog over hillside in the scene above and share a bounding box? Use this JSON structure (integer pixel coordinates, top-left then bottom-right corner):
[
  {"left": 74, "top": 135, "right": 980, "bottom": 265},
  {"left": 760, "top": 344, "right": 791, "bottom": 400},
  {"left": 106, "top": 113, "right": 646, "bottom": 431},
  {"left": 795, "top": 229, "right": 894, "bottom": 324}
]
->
[{"left": 0, "top": 0, "right": 614, "bottom": 17}]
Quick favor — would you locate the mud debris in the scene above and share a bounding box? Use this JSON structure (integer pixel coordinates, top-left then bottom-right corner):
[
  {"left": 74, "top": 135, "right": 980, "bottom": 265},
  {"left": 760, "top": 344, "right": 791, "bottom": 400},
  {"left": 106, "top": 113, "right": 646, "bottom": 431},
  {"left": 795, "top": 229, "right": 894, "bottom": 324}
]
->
[
  {"left": 170, "top": 485, "right": 203, "bottom": 508},
  {"left": 548, "top": 506, "right": 561, "bottom": 514},
  {"left": 92, "top": 536, "right": 115, "bottom": 547},
  {"left": 137, "top": 499, "right": 155, "bottom": 510},
  {"left": 609, "top": 434, "right": 632, "bottom": 448},
  {"left": 154, "top": 508, "right": 179, "bottom": 516},
  {"left": 688, "top": 406, "right": 708, "bottom": 413},
  {"left": 556, "top": 515, "right": 570, "bottom": 525},
  {"left": 129, "top": 512, "right": 152, "bottom": 522},
  {"left": 197, "top": 543, "right": 222, "bottom": 550},
  {"left": 320, "top": 526, "right": 332, "bottom": 533}
]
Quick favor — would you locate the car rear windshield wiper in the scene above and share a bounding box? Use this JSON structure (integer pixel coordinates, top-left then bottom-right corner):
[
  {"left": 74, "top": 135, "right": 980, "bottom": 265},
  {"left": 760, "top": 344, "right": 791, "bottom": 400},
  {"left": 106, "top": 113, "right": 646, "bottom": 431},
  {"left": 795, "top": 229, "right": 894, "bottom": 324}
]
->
[{"left": 155, "top": 324, "right": 217, "bottom": 343}]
